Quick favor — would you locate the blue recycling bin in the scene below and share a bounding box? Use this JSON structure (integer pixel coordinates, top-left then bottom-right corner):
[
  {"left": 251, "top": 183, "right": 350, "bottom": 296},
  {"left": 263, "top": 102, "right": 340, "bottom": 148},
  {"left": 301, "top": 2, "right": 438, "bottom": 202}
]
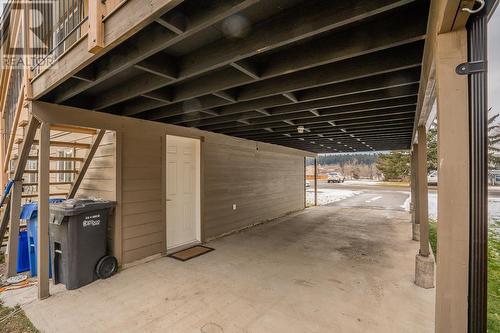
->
[
  {"left": 17, "top": 230, "right": 29, "bottom": 273},
  {"left": 21, "top": 199, "right": 65, "bottom": 277}
]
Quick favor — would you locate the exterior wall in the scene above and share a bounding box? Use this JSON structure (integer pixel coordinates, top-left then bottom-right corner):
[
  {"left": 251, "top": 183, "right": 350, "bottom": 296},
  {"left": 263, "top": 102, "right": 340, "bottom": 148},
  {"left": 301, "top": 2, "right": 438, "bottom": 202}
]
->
[
  {"left": 32, "top": 102, "right": 311, "bottom": 264},
  {"left": 203, "top": 136, "right": 304, "bottom": 239},
  {"left": 121, "top": 131, "right": 306, "bottom": 263}
]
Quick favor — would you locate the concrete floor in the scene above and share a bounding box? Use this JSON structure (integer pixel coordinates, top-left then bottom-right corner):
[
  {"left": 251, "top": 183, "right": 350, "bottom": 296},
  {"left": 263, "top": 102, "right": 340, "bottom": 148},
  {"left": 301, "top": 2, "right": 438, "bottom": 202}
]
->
[{"left": 2, "top": 202, "right": 434, "bottom": 332}]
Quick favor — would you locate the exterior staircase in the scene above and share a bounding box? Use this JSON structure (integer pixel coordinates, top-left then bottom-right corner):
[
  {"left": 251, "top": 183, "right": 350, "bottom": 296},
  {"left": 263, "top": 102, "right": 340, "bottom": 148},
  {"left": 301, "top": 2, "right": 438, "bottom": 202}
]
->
[{"left": 0, "top": 117, "right": 105, "bottom": 254}]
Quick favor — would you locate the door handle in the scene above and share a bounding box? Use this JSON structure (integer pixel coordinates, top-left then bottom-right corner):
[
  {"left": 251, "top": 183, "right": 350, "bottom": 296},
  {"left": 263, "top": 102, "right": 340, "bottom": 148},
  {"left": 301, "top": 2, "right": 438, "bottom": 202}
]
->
[{"left": 167, "top": 199, "right": 173, "bottom": 202}]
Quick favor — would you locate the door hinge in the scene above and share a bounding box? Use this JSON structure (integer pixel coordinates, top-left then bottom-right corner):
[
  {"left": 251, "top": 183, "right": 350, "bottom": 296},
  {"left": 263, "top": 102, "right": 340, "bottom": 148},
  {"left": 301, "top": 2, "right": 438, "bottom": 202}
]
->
[{"left": 455, "top": 61, "right": 487, "bottom": 75}]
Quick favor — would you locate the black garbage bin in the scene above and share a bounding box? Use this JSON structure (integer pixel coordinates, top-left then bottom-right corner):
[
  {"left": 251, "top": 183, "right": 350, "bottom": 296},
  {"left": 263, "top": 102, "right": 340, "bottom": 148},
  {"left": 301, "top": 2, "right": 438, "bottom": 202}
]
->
[{"left": 49, "top": 199, "right": 117, "bottom": 290}]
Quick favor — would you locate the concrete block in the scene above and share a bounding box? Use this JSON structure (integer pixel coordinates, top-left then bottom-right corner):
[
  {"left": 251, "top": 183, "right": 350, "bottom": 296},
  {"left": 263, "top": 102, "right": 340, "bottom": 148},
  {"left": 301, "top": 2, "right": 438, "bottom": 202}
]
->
[
  {"left": 412, "top": 223, "right": 420, "bottom": 241},
  {"left": 415, "top": 253, "right": 435, "bottom": 289}
]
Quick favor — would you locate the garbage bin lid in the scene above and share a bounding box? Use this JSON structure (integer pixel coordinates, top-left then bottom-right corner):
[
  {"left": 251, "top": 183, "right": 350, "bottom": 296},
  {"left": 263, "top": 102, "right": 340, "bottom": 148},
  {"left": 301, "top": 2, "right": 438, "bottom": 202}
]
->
[
  {"left": 49, "top": 198, "right": 116, "bottom": 216},
  {"left": 20, "top": 198, "right": 65, "bottom": 219}
]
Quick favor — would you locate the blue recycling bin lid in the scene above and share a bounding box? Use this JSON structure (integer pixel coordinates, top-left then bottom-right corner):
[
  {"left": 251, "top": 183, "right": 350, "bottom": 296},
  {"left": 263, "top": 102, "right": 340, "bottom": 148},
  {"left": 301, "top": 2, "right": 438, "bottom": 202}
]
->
[{"left": 20, "top": 199, "right": 66, "bottom": 220}]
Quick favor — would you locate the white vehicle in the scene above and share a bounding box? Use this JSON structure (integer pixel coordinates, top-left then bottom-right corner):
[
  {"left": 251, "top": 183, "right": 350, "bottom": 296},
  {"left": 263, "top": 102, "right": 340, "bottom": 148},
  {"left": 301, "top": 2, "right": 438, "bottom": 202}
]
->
[
  {"left": 427, "top": 170, "right": 438, "bottom": 185},
  {"left": 305, "top": 180, "right": 311, "bottom": 187},
  {"left": 327, "top": 172, "right": 345, "bottom": 183}
]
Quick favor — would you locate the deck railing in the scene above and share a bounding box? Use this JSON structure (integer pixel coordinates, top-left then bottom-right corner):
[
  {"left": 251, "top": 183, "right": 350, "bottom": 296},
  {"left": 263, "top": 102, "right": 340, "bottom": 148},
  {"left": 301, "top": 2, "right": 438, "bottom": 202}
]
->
[{"left": 31, "top": 0, "right": 88, "bottom": 74}]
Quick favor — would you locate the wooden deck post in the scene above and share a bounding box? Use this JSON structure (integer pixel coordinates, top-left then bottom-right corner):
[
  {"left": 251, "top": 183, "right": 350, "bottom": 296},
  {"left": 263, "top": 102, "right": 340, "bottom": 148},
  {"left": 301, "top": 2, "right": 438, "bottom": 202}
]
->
[
  {"left": 22, "top": 0, "right": 33, "bottom": 100},
  {"left": 414, "top": 125, "right": 434, "bottom": 289},
  {"left": 88, "top": 0, "right": 105, "bottom": 53},
  {"left": 411, "top": 143, "right": 419, "bottom": 241},
  {"left": 6, "top": 180, "right": 22, "bottom": 277},
  {"left": 435, "top": 28, "right": 470, "bottom": 333},
  {"left": 314, "top": 158, "right": 318, "bottom": 206},
  {"left": 417, "top": 126, "right": 429, "bottom": 257},
  {"left": 38, "top": 122, "right": 51, "bottom": 299}
]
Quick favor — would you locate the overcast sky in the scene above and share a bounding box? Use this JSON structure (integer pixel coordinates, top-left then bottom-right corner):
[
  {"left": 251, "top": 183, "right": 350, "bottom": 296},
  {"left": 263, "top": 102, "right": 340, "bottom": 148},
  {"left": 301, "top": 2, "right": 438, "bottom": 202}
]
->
[{"left": 489, "top": 9, "right": 500, "bottom": 116}]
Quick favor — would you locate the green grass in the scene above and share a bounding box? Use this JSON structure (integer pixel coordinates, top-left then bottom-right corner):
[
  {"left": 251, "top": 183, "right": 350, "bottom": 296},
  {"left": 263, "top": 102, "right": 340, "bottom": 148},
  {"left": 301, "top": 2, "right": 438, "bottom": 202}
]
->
[
  {"left": 428, "top": 219, "right": 500, "bottom": 332},
  {"left": 0, "top": 301, "right": 38, "bottom": 333},
  {"left": 489, "top": 221, "right": 500, "bottom": 332},
  {"left": 429, "top": 219, "right": 437, "bottom": 258}
]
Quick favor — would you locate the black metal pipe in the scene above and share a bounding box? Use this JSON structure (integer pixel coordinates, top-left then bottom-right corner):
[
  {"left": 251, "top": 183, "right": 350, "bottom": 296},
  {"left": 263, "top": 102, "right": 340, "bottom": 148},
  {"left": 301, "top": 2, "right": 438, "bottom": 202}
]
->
[{"left": 467, "top": 5, "right": 488, "bottom": 332}]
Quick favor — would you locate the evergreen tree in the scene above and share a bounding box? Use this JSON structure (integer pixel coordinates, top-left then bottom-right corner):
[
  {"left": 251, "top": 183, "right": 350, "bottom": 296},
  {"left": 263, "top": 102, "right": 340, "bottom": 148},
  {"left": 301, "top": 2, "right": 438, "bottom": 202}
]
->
[
  {"left": 488, "top": 107, "right": 500, "bottom": 169},
  {"left": 427, "top": 124, "right": 438, "bottom": 171},
  {"left": 375, "top": 152, "right": 410, "bottom": 180}
]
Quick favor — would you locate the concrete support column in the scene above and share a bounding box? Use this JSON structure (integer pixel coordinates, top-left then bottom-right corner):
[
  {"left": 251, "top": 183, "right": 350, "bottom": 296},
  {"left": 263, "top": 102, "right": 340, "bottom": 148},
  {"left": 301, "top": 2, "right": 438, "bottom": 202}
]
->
[
  {"left": 414, "top": 126, "right": 434, "bottom": 289},
  {"left": 411, "top": 143, "right": 419, "bottom": 241},
  {"left": 435, "top": 29, "right": 469, "bottom": 333}
]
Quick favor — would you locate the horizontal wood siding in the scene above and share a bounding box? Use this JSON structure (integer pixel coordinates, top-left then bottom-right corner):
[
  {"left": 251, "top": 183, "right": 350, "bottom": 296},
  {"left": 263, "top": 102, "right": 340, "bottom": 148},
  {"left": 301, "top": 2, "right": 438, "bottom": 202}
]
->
[
  {"left": 120, "top": 131, "right": 164, "bottom": 263},
  {"left": 32, "top": 102, "right": 311, "bottom": 264},
  {"left": 202, "top": 138, "right": 305, "bottom": 239}
]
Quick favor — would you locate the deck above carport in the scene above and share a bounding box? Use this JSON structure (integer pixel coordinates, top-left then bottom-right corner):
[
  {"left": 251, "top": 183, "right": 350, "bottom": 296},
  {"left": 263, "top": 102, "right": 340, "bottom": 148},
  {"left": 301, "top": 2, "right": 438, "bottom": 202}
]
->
[{"left": 34, "top": 0, "right": 430, "bottom": 153}]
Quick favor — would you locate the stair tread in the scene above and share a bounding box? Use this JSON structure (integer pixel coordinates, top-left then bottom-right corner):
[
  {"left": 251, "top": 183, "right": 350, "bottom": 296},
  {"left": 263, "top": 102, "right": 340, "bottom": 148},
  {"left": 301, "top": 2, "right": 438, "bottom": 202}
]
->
[
  {"left": 22, "top": 182, "right": 73, "bottom": 186},
  {"left": 27, "top": 156, "right": 85, "bottom": 162},
  {"left": 50, "top": 124, "right": 98, "bottom": 135},
  {"left": 31, "top": 140, "right": 91, "bottom": 149},
  {"left": 24, "top": 169, "right": 79, "bottom": 173},
  {"left": 22, "top": 192, "right": 68, "bottom": 198}
]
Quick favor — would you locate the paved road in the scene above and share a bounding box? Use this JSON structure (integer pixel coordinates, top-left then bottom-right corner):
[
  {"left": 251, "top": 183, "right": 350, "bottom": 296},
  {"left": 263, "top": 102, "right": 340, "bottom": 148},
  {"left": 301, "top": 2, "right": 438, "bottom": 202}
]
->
[
  {"left": 317, "top": 180, "right": 500, "bottom": 221},
  {"left": 321, "top": 182, "right": 410, "bottom": 212}
]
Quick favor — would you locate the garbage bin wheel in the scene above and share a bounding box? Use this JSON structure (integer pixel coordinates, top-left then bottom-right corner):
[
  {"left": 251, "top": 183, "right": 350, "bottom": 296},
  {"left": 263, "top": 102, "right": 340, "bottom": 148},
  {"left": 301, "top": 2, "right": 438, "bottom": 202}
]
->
[{"left": 95, "top": 255, "right": 118, "bottom": 279}]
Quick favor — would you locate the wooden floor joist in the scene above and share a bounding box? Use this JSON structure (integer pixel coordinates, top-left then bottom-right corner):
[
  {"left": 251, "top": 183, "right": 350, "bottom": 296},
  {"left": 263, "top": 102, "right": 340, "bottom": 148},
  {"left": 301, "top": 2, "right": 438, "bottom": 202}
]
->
[{"left": 36, "top": 0, "right": 430, "bottom": 152}]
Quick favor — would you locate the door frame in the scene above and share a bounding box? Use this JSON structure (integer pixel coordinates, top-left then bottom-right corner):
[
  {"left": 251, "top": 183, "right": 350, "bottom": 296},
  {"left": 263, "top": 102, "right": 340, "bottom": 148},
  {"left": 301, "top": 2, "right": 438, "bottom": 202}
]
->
[{"left": 164, "top": 134, "right": 202, "bottom": 253}]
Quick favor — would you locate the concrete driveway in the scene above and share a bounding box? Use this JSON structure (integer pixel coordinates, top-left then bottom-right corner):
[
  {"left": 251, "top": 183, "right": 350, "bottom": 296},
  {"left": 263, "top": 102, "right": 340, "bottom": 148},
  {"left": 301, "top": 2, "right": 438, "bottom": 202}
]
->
[{"left": 2, "top": 188, "right": 434, "bottom": 332}]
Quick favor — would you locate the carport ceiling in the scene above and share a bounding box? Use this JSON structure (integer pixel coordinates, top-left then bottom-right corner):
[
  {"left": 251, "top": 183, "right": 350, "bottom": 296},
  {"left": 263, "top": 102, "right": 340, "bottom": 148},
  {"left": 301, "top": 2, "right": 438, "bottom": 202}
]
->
[{"left": 42, "top": 0, "right": 430, "bottom": 153}]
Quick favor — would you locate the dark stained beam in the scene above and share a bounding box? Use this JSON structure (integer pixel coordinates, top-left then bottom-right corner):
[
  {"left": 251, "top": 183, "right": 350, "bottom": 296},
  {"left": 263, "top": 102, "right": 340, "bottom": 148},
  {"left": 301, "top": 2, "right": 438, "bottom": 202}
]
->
[
  {"left": 134, "top": 54, "right": 178, "bottom": 80},
  {"left": 224, "top": 115, "right": 415, "bottom": 136},
  {"left": 237, "top": 124, "right": 415, "bottom": 140},
  {"left": 94, "top": 74, "right": 172, "bottom": 110},
  {"left": 230, "top": 60, "right": 260, "bottom": 79},
  {"left": 159, "top": 68, "right": 421, "bottom": 123},
  {"left": 282, "top": 92, "right": 298, "bottom": 103},
  {"left": 145, "top": 45, "right": 422, "bottom": 121},
  {"left": 114, "top": 5, "right": 425, "bottom": 115},
  {"left": 179, "top": 0, "right": 419, "bottom": 79},
  {"left": 179, "top": 85, "right": 418, "bottom": 128},
  {"left": 53, "top": 0, "right": 260, "bottom": 104},
  {"left": 235, "top": 41, "right": 423, "bottom": 102},
  {"left": 212, "top": 91, "right": 236, "bottom": 102},
  {"left": 246, "top": 127, "right": 415, "bottom": 141},
  {"left": 199, "top": 100, "right": 416, "bottom": 132}
]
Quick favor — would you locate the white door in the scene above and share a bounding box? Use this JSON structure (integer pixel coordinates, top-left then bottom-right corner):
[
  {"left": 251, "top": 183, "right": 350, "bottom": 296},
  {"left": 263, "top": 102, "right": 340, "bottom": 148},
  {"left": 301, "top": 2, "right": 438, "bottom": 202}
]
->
[{"left": 166, "top": 135, "right": 201, "bottom": 251}]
